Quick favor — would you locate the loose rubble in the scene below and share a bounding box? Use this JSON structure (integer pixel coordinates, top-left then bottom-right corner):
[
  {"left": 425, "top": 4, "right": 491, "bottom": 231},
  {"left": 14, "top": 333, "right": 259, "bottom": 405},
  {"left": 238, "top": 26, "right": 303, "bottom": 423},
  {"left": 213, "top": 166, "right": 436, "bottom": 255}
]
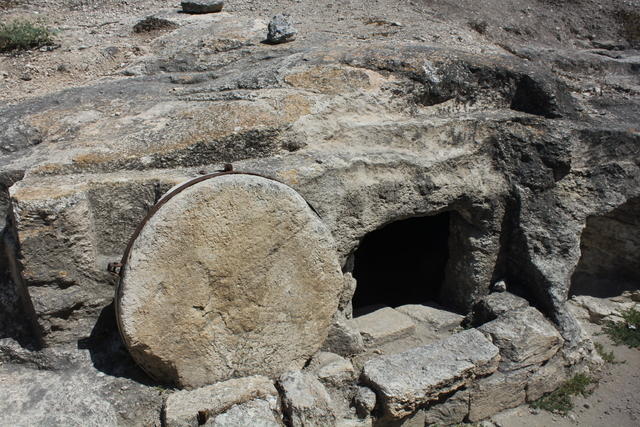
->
[
  {"left": 266, "top": 14, "right": 298, "bottom": 44},
  {"left": 181, "top": 1, "right": 224, "bottom": 14}
]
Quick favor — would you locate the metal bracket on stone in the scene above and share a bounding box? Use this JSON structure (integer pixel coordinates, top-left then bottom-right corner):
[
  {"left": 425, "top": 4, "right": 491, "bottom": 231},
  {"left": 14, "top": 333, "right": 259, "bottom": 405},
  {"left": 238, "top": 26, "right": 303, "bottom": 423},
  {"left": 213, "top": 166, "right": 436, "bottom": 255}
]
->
[{"left": 107, "top": 262, "right": 122, "bottom": 274}]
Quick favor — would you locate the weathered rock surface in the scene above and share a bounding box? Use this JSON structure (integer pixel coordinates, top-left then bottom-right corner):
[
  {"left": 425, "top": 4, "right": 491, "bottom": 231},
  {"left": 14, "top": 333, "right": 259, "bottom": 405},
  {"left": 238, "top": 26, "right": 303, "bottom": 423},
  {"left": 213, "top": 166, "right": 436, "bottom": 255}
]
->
[
  {"left": 468, "top": 368, "right": 530, "bottom": 422},
  {"left": 181, "top": 1, "right": 224, "bottom": 14},
  {"left": 0, "top": 366, "right": 118, "bottom": 427},
  {"left": 163, "top": 375, "right": 279, "bottom": 427},
  {"left": 423, "top": 388, "right": 470, "bottom": 426},
  {"left": 205, "top": 397, "right": 282, "bottom": 427},
  {"left": 277, "top": 370, "right": 337, "bottom": 427},
  {"left": 467, "top": 292, "right": 530, "bottom": 326},
  {"left": 2, "top": 0, "right": 639, "bottom": 424},
  {"left": 118, "top": 174, "right": 343, "bottom": 387},
  {"left": 569, "top": 295, "right": 628, "bottom": 324},
  {"left": 352, "top": 307, "right": 416, "bottom": 347},
  {"left": 362, "top": 329, "right": 500, "bottom": 418},
  {"left": 354, "top": 386, "right": 377, "bottom": 418},
  {"left": 266, "top": 14, "right": 297, "bottom": 44},
  {"left": 479, "top": 307, "right": 563, "bottom": 371},
  {"left": 306, "top": 351, "right": 356, "bottom": 387},
  {"left": 322, "top": 316, "right": 365, "bottom": 357},
  {"left": 396, "top": 304, "right": 464, "bottom": 332},
  {"left": 525, "top": 355, "right": 568, "bottom": 402}
]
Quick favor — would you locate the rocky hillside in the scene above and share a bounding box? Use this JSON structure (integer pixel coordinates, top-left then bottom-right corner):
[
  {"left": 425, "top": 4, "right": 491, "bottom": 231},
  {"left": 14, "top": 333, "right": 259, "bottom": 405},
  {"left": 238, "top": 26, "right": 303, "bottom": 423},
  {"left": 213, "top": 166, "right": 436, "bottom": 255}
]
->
[{"left": 1, "top": 0, "right": 639, "bottom": 426}]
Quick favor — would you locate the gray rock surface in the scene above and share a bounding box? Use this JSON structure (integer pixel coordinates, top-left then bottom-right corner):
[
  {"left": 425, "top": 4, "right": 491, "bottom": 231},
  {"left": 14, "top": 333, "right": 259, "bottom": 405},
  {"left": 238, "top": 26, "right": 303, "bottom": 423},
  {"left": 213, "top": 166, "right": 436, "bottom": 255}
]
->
[
  {"left": 0, "top": 366, "right": 118, "bottom": 427},
  {"left": 423, "top": 388, "right": 470, "bottom": 426},
  {"left": 277, "top": 370, "right": 337, "bottom": 427},
  {"left": 469, "top": 368, "right": 531, "bottom": 422},
  {"left": 468, "top": 292, "right": 530, "bottom": 326},
  {"left": 181, "top": 1, "right": 224, "bottom": 14},
  {"left": 266, "top": 14, "right": 297, "bottom": 44},
  {"left": 206, "top": 397, "right": 282, "bottom": 427},
  {"left": 306, "top": 351, "right": 356, "bottom": 387},
  {"left": 362, "top": 329, "right": 500, "bottom": 418},
  {"left": 479, "top": 307, "right": 564, "bottom": 371},
  {"left": 3, "top": 0, "right": 640, "bottom": 424},
  {"left": 354, "top": 386, "right": 377, "bottom": 418},
  {"left": 396, "top": 304, "right": 464, "bottom": 332},
  {"left": 163, "top": 375, "right": 279, "bottom": 427},
  {"left": 118, "top": 174, "right": 343, "bottom": 387},
  {"left": 525, "top": 355, "right": 568, "bottom": 402},
  {"left": 352, "top": 307, "right": 416, "bottom": 347},
  {"left": 322, "top": 316, "right": 365, "bottom": 357}
]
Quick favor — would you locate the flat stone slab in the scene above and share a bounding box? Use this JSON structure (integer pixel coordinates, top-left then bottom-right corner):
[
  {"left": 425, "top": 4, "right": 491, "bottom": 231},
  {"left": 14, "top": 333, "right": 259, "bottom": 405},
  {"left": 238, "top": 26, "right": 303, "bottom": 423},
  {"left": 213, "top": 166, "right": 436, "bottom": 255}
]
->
[
  {"left": 181, "top": 1, "right": 224, "bottom": 14},
  {"left": 362, "top": 329, "right": 500, "bottom": 418},
  {"left": 351, "top": 307, "right": 416, "bottom": 347},
  {"left": 396, "top": 304, "right": 464, "bottom": 332},
  {"left": 163, "top": 375, "right": 278, "bottom": 427},
  {"left": 118, "top": 174, "right": 343, "bottom": 388}
]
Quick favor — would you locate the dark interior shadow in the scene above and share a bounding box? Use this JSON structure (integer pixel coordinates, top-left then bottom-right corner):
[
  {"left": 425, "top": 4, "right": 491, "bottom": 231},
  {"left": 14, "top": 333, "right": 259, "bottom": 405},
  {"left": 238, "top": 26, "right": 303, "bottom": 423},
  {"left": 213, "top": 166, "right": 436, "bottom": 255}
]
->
[
  {"left": 77, "top": 302, "right": 157, "bottom": 386},
  {"left": 351, "top": 213, "right": 450, "bottom": 316}
]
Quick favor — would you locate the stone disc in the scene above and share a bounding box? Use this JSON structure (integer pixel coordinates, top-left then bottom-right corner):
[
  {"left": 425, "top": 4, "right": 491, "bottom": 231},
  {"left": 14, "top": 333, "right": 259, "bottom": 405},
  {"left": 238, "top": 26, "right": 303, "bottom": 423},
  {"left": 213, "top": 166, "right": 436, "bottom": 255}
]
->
[{"left": 116, "top": 173, "right": 343, "bottom": 388}]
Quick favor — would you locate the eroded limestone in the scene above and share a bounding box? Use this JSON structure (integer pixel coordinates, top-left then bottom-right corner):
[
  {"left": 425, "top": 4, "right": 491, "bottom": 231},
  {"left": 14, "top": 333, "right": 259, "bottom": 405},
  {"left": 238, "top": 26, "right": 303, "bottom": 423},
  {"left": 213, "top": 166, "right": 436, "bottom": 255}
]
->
[{"left": 118, "top": 174, "right": 343, "bottom": 387}]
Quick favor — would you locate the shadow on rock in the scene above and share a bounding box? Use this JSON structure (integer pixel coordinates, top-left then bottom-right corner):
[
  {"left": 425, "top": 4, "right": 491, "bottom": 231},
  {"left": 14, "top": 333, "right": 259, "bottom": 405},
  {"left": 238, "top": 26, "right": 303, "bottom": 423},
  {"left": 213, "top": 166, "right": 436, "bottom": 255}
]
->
[{"left": 78, "top": 302, "right": 156, "bottom": 386}]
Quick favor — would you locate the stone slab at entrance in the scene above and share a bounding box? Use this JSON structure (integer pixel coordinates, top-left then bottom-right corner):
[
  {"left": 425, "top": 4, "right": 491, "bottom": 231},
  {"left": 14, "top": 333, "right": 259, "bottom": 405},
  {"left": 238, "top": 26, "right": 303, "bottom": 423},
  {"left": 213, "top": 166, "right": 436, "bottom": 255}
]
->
[{"left": 116, "top": 173, "right": 343, "bottom": 388}]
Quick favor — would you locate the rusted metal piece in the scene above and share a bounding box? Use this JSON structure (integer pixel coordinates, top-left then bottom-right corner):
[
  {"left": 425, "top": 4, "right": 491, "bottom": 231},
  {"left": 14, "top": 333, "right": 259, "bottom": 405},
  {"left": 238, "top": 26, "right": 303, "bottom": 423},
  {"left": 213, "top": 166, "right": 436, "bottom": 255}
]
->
[
  {"left": 113, "top": 170, "right": 321, "bottom": 372},
  {"left": 107, "top": 262, "right": 122, "bottom": 274}
]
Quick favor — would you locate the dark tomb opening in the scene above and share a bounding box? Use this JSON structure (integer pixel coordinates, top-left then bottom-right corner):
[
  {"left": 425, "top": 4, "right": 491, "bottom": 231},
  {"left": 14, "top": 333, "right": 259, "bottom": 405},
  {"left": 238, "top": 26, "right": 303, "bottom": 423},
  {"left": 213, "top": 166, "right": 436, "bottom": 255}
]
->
[
  {"left": 570, "top": 197, "right": 640, "bottom": 298},
  {"left": 351, "top": 213, "right": 450, "bottom": 316}
]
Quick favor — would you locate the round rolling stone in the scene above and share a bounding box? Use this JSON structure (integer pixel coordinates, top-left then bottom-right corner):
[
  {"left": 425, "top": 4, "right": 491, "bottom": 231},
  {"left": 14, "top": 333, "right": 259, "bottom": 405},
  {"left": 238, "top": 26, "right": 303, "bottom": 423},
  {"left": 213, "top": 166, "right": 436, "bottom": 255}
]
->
[{"left": 117, "top": 174, "right": 343, "bottom": 388}]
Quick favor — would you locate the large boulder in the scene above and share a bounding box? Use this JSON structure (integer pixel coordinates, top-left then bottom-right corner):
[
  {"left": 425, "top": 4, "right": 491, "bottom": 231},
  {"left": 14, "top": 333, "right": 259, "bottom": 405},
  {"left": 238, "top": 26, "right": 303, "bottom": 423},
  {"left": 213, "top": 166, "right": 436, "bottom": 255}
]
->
[{"left": 117, "top": 174, "right": 344, "bottom": 387}]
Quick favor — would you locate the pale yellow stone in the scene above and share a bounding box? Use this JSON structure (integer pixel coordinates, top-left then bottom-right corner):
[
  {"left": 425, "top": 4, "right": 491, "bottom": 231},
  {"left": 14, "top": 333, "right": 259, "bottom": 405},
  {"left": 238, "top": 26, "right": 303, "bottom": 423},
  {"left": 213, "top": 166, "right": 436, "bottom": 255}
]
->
[{"left": 117, "top": 174, "right": 343, "bottom": 388}]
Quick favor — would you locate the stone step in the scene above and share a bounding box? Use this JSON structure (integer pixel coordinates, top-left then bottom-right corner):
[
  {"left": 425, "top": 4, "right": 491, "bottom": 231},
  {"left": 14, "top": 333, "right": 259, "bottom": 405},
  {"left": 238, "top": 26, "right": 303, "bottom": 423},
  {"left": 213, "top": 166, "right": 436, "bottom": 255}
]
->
[
  {"left": 361, "top": 328, "right": 500, "bottom": 419},
  {"left": 350, "top": 307, "right": 416, "bottom": 348}
]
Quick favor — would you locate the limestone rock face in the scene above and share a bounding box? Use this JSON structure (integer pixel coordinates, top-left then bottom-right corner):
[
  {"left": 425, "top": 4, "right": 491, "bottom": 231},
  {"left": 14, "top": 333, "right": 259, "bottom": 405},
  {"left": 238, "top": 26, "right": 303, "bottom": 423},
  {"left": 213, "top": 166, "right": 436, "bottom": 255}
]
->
[
  {"left": 423, "top": 388, "right": 469, "bottom": 426},
  {"left": 352, "top": 307, "right": 416, "bottom": 347},
  {"left": 468, "top": 368, "right": 530, "bottom": 422},
  {"left": 362, "top": 329, "right": 500, "bottom": 418},
  {"left": 467, "top": 292, "right": 530, "bottom": 326},
  {"left": 526, "top": 355, "right": 568, "bottom": 402},
  {"left": 277, "top": 371, "right": 337, "bottom": 427},
  {"left": 163, "top": 375, "right": 279, "bottom": 427},
  {"left": 118, "top": 174, "right": 343, "bottom": 387},
  {"left": 206, "top": 398, "right": 282, "bottom": 427},
  {"left": 479, "top": 307, "right": 564, "bottom": 371},
  {"left": 322, "top": 316, "right": 365, "bottom": 357},
  {"left": 0, "top": 367, "right": 118, "bottom": 427}
]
